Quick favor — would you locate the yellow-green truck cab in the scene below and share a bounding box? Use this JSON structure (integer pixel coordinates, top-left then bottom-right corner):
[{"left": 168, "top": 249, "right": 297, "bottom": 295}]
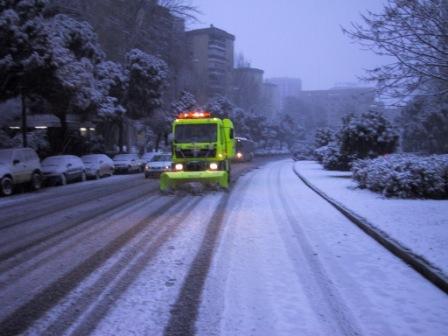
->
[{"left": 160, "top": 111, "right": 235, "bottom": 191}]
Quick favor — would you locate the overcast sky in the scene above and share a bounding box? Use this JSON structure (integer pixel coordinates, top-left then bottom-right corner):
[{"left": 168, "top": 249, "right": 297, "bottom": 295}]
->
[{"left": 190, "top": 0, "right": 390, "bottom": 90}]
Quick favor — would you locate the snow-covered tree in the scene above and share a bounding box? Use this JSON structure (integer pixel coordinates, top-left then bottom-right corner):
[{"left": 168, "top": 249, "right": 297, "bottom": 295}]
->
[
  {"left": 0, "top": 0, "right": 53, "bottom": 146},
  {"left": 172, "top": 90, "right": 197, "bottom": 114},
  {"left": 206, "top": 95, "right": 234, "bottom": 119},
  {"left": 338, "top": 111, "right": 399, "bottom": 159},
  {"left": 95, "top": 60, "right": 128, "bottom": 149},
  {"left": 44, "top": 14, "right": 105, "bottom": 127},
  {"left": 400, "top": 95, "right": 448, "bottom": 153},
  {"left": 125, "top": 48, "right": 168, "bottom": 120},
  {"left": 148, "top": 91, "right": 197, "bottom": 151},
  {"left": 276, "top": 114, "right": 305, "bottom": 149}
]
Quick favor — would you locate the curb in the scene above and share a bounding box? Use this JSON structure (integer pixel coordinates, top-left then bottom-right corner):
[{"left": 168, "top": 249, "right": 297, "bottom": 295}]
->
[{"left": 292, "top": 164, "right": 448, "bottom": 295}]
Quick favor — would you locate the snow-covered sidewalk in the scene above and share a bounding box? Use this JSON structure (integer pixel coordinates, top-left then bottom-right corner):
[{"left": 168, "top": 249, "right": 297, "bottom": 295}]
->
[{"left": 293, "top": 161, "right": 448, "bottom": 276}]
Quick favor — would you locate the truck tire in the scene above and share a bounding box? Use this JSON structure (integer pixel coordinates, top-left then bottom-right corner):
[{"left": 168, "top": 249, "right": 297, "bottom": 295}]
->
[{"left": 1, "top": 176, "right": 13, "bottom": 196}]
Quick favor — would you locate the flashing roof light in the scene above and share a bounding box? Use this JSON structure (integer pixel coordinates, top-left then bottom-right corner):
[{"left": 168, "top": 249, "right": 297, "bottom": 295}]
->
[{"left": 177, "top": 111, "right": 211, "bottom": 119}]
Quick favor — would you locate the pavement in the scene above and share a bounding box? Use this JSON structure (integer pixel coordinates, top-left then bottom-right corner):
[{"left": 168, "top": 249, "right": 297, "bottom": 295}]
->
[{"left": 0, "top": 158, "right": 446, "bottom": 336}]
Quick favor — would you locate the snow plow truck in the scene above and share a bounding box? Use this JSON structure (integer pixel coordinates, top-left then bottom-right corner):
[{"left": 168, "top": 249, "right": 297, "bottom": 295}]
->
[{"left": 160, "top": 111, "right": 235, "bottom": 192}]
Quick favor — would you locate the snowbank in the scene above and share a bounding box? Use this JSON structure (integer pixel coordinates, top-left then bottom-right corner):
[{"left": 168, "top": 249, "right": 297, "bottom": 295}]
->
[{"left": 294, "top": 161, "right": 448, "bottom": 276}]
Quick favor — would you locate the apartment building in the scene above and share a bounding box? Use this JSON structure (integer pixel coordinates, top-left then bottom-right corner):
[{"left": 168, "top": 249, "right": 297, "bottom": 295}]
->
[{"left": 186, "top": 25, "right": 235, "bottom": 104}]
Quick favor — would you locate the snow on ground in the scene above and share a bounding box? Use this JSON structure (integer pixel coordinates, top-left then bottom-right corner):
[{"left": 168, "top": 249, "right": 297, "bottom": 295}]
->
[
  {"left": 294, "top": 160, "right": 448, "bottom": 275},
  {"left": 197, "top": 160, "right": 448, "bottom": 336},
  {"left": 0, "top": 174, "right": 140, "bottom": 208},
  {"left": 20, "top": 192, "right": 225, "bottom": 336}
]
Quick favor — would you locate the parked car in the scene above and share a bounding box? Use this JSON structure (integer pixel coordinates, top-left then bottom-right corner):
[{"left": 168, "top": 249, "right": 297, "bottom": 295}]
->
[
  {"left": 112, "top": 154, "right": 141, "bottom": 173},
  {"left": 0, "top": 148, "right": 43, "bottom": 196},
  {"left": 41, "top": 155, "right": 86, "bottom": 185},
  {"left": 81, "top": 154, "right": 114, "bottom": 179},
  {"left": 144, "top": 153, "right": 172, "bottom": 178}
]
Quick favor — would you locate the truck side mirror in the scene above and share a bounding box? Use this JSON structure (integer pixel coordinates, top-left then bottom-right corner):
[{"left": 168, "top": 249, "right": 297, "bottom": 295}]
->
[{"left": 13, "top": 159, "right": 20, "bottom": 165}]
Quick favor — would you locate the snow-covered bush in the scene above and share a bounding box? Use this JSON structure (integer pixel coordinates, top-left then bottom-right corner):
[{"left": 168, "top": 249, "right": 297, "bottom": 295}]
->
[
  {"left": 352, "top": 154, "right": 448, "bottom": 198},
  {"left": 315, "top": 111, "right": 398, "bottom": 171},
  {"left": 314, "top": 127, "right": 334, "bottom": 148},
  {"left": 290, "top": 142, "right": 314, "bottom": 161},
  {"left": 339, "top": 111, "right": 399, "bottom": 159},
  {"left": 316, "top": 142, "right": 352, "bottom": 170}
]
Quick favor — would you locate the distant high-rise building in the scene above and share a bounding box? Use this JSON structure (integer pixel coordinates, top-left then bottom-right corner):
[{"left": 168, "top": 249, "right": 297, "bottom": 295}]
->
[
  {"left": 296, "top": 87, "right": 377, "bottom": 127},
  {"left": 266, "top": 77, "right": 302, "bottom": 110},
  {"left": 186, "top": 25, "right": 235, "bottom": 104},
  {"left": 232, "top": 67, "right": 264, "bottom": 113},
  {"left": 261, "top": 82, "right": 281, "bottom": 119}
]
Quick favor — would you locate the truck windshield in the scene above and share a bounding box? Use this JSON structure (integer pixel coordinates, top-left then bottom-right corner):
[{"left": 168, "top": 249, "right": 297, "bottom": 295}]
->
[{"left": 174, "top": 124, "right": 217, "bottom": 143}]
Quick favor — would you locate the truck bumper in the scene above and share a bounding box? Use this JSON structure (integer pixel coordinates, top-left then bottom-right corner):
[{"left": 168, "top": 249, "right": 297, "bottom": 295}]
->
[{"left": 160, "top": 171, "right": 229, "bottom": 191}]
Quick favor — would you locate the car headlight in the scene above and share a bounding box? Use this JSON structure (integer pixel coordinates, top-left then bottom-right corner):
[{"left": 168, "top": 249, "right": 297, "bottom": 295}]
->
[
  {"left": 145, "top": 165, "right": 150, "bottom": 171},
  {"left": 236, "top": 152, "right": 243, "bottom": 159},
  {"left": 175, "top": 163, "right": 183, "bottom": 171},
  {"left": 209, "top": 162, "right": 218, "bottom": 170}
]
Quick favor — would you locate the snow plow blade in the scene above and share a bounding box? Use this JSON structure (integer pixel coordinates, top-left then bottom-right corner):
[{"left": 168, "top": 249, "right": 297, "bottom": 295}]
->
[{"left": 160, "top": 171, "right": 229, "bottom": 191}]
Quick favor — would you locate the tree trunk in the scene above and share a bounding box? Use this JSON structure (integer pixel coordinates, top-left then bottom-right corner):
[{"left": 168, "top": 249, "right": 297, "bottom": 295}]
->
[
  {"left": 21, "top": 94, "right": 27, "bottom": 148},
  {"left": 60, "top": 113, "right": 69, "bottom": 154},
  {"left": 155, "top": 133, "right": 161, "bottom": 152},
  {"left": 118, "top": 117, "right": 124, "bottom": 152}
]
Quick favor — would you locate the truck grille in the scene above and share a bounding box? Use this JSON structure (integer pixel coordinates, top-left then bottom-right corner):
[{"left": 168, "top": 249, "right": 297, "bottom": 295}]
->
[
  {"left": 175, "top": 148, "right": 216, "bottom": 158},
  {"left": 185, "top": 161, "right": 208, "bottom": 171}
]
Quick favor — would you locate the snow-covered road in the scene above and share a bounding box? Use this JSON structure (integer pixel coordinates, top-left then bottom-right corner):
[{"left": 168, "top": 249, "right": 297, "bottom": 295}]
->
[{"left": 0, "top": 159, "right": 446, "bottom": 336}]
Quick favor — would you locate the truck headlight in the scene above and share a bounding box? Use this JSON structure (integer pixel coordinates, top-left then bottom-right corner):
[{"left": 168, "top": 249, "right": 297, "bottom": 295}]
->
[
  {"left": 209, "top": 162, "right": 218, "bottom": 170},
  {"left": 175, "top": 163, "right": 183, "bottom": 171}
]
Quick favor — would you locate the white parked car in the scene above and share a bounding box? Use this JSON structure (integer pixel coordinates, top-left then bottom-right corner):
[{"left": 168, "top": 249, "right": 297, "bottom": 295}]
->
[
  {"left": 144, "top": 153, "right": 172, "bottom": 178},
  {"left": 0, "top": 148, "right": 43, "bottom": 196},
  {"left": 81, "top": 154, "right": 114, "bottom": 179},
  {"left": 113, "top": 154, "right": 141, "bottom": 173},
  {"left": 41, "top": 155, "right": 86, "bottom": 185}
]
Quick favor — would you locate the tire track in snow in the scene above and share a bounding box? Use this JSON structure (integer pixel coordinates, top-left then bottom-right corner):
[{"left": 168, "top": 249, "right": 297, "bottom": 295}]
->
[
  {"left": 40, "top": 196, "right": 203, "bottom": 336},
  {"left": 0, "top": 193, "right": 159, "bottom": 290},
  {"left": 0, "top": 176, "right": 150, "bottom": 231},
  {"left": 163, "top": 173, "right": 257, "bottom": 336},
  {"left": 0, "top": 183, "right": 159, "bottom": 266},
  {"left": 163, "top": 193, "right": 229, "bottom": 336},
  {"left": 267, "top": 162, "right": 362, "bottom": 336},
  {"left": 0, "top": 174, "right": 142, "bottom": 213},
  {"left": 0, "top": 196, "right": 180, "bottom": 336}
]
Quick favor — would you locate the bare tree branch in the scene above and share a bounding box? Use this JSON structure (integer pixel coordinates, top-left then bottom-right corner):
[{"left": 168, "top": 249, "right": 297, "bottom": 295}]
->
[
  {"left": 158, "top": 0, "right": 200, "bottom": 22},
  {"left": 343, "top": 0, "right": 448, "bottom": 99}
]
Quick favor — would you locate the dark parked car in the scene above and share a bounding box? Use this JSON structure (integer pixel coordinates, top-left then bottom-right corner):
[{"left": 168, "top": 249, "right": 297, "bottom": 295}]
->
[{"left": 41, "top": 155, "right": 86, "bottom": 185}]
